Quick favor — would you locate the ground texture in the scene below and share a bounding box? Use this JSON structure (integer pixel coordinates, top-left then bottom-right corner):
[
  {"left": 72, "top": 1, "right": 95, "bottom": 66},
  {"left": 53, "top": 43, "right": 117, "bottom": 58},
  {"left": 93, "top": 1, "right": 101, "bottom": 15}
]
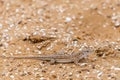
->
[{"left": 0, "top": 0, "right": 120, "bottom": 80}]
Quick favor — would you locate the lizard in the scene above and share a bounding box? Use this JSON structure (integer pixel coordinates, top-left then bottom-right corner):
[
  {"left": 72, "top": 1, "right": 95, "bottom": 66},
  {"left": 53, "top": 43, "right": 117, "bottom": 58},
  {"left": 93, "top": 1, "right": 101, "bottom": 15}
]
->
[{"left": 0, "top": 48, "right": 94, "bottom": 65}]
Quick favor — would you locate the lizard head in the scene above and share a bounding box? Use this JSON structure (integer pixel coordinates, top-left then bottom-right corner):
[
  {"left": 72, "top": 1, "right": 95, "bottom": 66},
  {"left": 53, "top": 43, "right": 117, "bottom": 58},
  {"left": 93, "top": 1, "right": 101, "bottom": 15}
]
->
[{"left": 81, "top": 47, "right": 95, "bottom": 56}]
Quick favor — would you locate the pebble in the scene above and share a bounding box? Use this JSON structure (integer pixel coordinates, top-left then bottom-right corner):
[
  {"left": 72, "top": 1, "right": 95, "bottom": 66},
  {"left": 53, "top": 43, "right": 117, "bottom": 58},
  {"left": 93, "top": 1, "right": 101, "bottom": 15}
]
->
[
  {"left": 10, "top": 75, "right": 15, "bottom": 79},
  {"left": 65, "top": 17, "right": 72, "bottom": 22},
  {"left": 0, "top": 23, "right": 3, "bottom": 28}
]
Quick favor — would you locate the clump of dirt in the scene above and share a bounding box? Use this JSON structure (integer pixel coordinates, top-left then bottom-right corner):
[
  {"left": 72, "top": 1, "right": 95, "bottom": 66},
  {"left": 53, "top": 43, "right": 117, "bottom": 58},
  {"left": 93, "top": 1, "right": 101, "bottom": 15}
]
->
[
  {"left": 23, "top": 33, "right": 56, "bottom": 43},
  {"left": 95, "top": 42, "right": 119, "bottom": 57}
]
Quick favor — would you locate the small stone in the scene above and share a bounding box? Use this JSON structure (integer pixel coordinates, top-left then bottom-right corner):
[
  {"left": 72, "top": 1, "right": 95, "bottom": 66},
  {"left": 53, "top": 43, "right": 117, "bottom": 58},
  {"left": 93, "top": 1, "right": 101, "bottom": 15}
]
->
[
  {"left": 10, "top": 75, "right": 14, "bottom": 79},
  {"left": 0, "top": 23, "right": 3, "bottom": 28},
  {"left": 68, "top": 72, "right": 73, "bottom": 76},
  {"left": 52, "top": 74, "right": 57, "bottom": 78},
  {"left": 80, "top": 63, "right": 88, "bottom": 67},
  {"left": 41, "top": 70, "right": 46, "bottom": 73},
  {"left": 65, "top": 17, "right": 72, "bottom": 22},
  {"left": 9, "top": 68, "right": 14, "bottom": 72},
  {"left": 20, "top": 72, "right": 27, "bottom": 76},
  {"left": 39, "top": 77, "right": 47, "bottom": 80},
  {"left": 27, "top": 72, "right": 32, "bottom": 75}
]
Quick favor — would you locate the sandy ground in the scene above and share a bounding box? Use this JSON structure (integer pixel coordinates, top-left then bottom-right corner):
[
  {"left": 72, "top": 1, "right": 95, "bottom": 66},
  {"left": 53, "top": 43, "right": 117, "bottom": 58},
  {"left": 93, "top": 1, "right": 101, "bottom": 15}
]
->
[{"left": 0, "top": 0, "right": 120, "bottom": 80}]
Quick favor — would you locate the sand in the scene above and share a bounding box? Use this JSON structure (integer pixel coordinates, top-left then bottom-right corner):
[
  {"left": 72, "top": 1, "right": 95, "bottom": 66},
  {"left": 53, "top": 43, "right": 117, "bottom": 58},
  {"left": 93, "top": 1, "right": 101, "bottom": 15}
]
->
[{"left": 0, "top": 0, "right": 120, "bottom": 80}]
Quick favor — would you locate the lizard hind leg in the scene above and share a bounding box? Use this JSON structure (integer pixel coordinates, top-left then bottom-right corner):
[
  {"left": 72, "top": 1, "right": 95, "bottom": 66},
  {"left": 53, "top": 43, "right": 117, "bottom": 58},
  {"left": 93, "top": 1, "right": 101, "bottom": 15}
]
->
[
  {"left": 50, "top": 59, "right": 56, "bottom": 65},
  {"left": 73, "top": 59, "right": 81, "bottom": 66}
]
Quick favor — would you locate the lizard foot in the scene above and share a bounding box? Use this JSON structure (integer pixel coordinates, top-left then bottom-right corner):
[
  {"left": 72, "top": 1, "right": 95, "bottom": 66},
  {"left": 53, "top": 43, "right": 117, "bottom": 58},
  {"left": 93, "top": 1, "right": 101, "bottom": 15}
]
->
[{"left": 50, "top": 59, "right": 56, "bottom": 65}]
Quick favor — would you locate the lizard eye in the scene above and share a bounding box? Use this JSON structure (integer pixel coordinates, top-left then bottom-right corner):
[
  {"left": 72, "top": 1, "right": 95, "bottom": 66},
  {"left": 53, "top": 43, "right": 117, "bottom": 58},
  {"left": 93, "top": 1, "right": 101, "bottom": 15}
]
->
[{"left": 86, "top": 50, "right": 89, "bottom": 52}]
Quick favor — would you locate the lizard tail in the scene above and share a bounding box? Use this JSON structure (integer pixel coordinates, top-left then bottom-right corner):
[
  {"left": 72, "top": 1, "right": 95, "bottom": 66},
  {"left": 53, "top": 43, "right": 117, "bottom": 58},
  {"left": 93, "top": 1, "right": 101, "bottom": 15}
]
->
[{"left": 0, "top": 55, "right": 42, "bottom": 60}]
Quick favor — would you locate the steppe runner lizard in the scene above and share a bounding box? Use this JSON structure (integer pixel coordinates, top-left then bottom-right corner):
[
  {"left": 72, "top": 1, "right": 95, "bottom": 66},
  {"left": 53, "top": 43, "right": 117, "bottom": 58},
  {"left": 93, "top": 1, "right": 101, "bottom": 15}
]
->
[{"left": 0, "top": 48, "right": 94, "bottom": 65}]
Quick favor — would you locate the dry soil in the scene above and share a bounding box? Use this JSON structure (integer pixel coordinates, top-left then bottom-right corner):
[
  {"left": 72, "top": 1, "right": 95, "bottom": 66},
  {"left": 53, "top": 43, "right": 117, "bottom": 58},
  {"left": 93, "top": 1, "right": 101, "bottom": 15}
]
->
[{"left": 0, "top": 0, "right": 120, "bottom": 80}]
